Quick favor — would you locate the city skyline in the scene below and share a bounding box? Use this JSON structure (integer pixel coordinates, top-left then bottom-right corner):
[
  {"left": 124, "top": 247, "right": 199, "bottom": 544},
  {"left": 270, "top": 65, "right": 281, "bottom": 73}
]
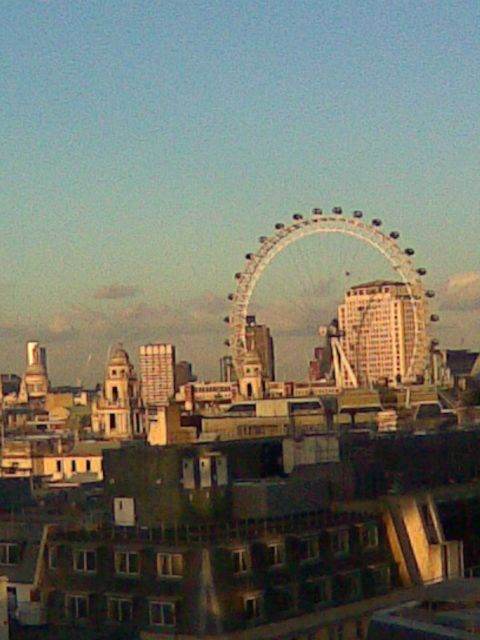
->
[{"left": 1, "top": 1, "right": 479, "bottom": 383}]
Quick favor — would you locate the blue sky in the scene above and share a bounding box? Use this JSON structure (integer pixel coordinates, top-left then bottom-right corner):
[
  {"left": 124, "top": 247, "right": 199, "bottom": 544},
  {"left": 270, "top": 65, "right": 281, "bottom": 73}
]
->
[{"left": 1, "top": 1, "right": 479, "bottom": 383}]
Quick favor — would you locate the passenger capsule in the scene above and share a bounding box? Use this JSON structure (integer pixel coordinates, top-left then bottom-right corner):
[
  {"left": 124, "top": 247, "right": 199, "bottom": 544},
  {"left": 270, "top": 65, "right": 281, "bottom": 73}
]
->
[
  {"left": 223, "top": 316, "right": 229, "bottom": 323},
  {"left": 405, "top": 248, "right": 415, "bottom": 256},
  {"left": 431, "top": 338, "right": 439, "bottom": 347},
  {"left": 390, "top": 231, "right": 400, "bottom": 239},
  {"left": 293, "top": 213, "right": 303, "bottom": 220},
  {"left": 426, "top": 290, "right": 435, "bottom": 298},
  {"left": 258, "top": 236, "right": 268, "bottom": 243},
  {"left": 227, "top": 293, "right": 234, "bottom": 301},
  {"left": 332, "top": 206, "right": 343, "bottom": 215},
  {"left": 417, "top": 267, "right": 427, "bottom": 276},
  {"left": 372, "top": 218, "right": 382, "bottom": 226},
  {"left": 353, "top": 210, "right": 363, "bottom": 218},
  {"left": 430, "top": 314, "right": 440, "bottom": 322},
  {"left": 312, "top": 208, "right": 323, "bottom": 215},
  {"left": 245, "top": 253, "right": 253, "bottom": 260},
  {"left": 275, "top": 223, "right": 285, "bottom": 230},
  {"left": 235, "top": 272, "right": 242, "bottom": 279},
  {"left": 224, "top": 339, "right": 230, "bottom": 347}
]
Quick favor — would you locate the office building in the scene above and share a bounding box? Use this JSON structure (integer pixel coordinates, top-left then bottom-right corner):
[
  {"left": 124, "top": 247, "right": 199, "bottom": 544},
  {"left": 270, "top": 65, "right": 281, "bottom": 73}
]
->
[
  {"left": 338, "top": 281, "right": 427, "bottom": 387},
  {"left": 245, "top": 315, "right": 275, "bottom": 381},
  {"left": 174, "top": 360, "right": 196, "bottom": 389},
  {"left": 139, "top": 343, "right": 176, "bottom": 406}
]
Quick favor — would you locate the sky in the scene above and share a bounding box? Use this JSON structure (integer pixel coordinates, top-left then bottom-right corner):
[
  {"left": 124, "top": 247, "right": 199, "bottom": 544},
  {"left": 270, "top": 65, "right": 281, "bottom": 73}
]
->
[{"left": 0, "top": 0, "right": 479, "bottom": 385}]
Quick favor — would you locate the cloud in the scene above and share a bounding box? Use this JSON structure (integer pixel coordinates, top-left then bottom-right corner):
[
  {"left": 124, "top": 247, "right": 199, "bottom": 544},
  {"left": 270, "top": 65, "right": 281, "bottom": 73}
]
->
[
  {"left": 94, "top": 284, "right": 142, "bottom": 300},
  {"left": 43, "top": 313, "right": 78, "bottom": 341},
  {"left": 0, "top": 321, "right": 29, "bottom": 339},
  {"left": 440, "top": 272, "right": 480, "bottom": 311}
]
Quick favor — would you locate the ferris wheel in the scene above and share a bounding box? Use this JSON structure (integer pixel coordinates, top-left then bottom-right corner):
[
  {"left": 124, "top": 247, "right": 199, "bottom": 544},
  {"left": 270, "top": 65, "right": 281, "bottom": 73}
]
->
[{"left": 225, "top": 207, "right": 438, "bottom": 387}]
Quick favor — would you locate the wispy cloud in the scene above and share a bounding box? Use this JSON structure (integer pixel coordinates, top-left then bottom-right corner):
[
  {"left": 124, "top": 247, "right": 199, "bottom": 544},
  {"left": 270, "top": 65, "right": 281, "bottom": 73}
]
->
[
  {"left": 440, "top": 272, "right": 480, "bottom": 311},
  {"left": 94, "top": 284, "right": 142, "bottom": 300}
]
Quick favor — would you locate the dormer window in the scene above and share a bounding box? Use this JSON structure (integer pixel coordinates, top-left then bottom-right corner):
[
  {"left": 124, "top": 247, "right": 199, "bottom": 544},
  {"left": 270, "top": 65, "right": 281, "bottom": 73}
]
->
[
  {"left": 232, "top": 548, "right": 250, "bottom": 574},
  {"left": 267, "top": 541, "right": 286, "bottom": 567},
  {"left": 330, "top": 528, "right": 350, "bottom": 557},
  {"left": 299, "top": 536, "right": 319, "bottom": 563},
  {"left": 0, "top": 543, "right": 20, "bottom": 565}
]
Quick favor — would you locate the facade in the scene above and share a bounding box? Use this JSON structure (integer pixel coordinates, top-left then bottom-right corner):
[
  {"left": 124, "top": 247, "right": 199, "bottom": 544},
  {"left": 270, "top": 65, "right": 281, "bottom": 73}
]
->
[
  {"left": 245, "top": 315, "right": 275, "bottom": 381},
  {"left": 3, "top": 427, "right": 480, "bottom": 638},
  {"left": 92, "top": 345, "right": 144, "bottom": 440},
  {"left": 0, "top": 436, "right": 120, "bottom": 482},
  {"left": 0, "top": 576, "right": 7, "bottom": 640},
  {"left": 338, "top": 281, "right": 427, "bottom": 387},
  {"left": 41, "top": 442, "right": 400, "bottom": 638},
  {"left": 0, "top": 523, "right": 49, "bottom": 627},
  {"left": 38, "top": 432, "right": 468, "bottom": 639},
  {"left": 139, "top": 343, "right": 176, "bottom": 407}
]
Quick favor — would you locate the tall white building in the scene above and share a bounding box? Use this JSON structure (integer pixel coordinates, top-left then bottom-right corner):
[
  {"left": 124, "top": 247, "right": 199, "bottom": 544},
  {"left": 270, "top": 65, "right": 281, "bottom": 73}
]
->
[
  {"left": 139, "top": 343, "right": 176, "bottom": 406},
  {"left": 338, "top": 281, "right": 427, "bottom": 387}
]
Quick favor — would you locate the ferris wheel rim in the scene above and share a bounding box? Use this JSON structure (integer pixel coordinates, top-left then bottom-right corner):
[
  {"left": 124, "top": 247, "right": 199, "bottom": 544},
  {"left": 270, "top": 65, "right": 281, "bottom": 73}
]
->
[{"left": 229, "top": 214, "right": 428, "bottom": 383}]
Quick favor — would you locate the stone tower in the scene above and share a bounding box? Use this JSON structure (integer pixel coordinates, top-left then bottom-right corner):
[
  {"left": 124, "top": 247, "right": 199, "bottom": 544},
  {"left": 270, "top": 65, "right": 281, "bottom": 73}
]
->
[
  {"left": 92, "top": 344, "right": 144, "bottom": 439},
  {"left": 238, "top": 350, "right": 265, "bottom": 400}
]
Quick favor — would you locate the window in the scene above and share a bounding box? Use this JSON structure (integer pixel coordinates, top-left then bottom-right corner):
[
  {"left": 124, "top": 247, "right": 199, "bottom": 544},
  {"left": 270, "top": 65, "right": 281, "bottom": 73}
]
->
[
  {"left": 273, "top": 587, "right": 292, "bottom": 612},
  {"left": 71, "top": 460, "right": 77, "bottom": 473},
  {"left": 107, "top": 597, "right": 132, "bottom": 623},
  {"left": 65, "top": 594, "right": 89, "bottom": 620},
  {"left": 86, "top": 459, "right": 91, "bottom": 472},
  {"left": 343, "top": 572, "right": 362, "bottom": 601},
  {"left": 330, "top": 529, "right": 350, "bottom": 556},
  {"left": 0, "top": 543, "right": 20, "bottom": 565},
  {"left": 360, "top": 524, "right": 379, "bottom": 549},
  {"left": 329, "top": 624, "right": 344, "bottom": 640},
  {"left": 267, "top": 542, "right": 286, "bottom": 567},
  {"left": 244, "top": 593, "right": 263, "bottom": 620},
  {"left": 157, "top": 553, "right": 183, "bottom": 578},
  {"left": 115, "top": 551, "right": 139, "bottom": 576},
  {"left": 355, "top": 620, "right": 365, "bottom": 639},
  {"left": 149, "top": 600, "right": 176, "bottom": 627},
  {"left": 310, "top": 577, "right": 331, "bottom": 606},
  {"left": 56, "top": 460, "right": 62, "bottom": 473},
  {"left": 370, "top": 564, "right": 391, "bottom": 593},
  {"left": 73, "top": 549, "right": 97, "bottom": 573},
  {"left": 299, "top": 537, "right": 319, "bottom": 562},
  {"left": 232, "top": 548, "right": 249, "bottom": 574},
  {"left": 48, "top": 546, "right": 58, "bottom": 570}
]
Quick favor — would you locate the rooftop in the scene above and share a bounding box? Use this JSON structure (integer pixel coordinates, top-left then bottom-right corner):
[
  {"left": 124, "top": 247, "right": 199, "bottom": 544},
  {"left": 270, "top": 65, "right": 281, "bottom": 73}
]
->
[
  {"left": 368, "top": 579, "right": 480, "bottom": 639},
  {"left": 349, "top": 280, "right": 406, "bottom": 290}
]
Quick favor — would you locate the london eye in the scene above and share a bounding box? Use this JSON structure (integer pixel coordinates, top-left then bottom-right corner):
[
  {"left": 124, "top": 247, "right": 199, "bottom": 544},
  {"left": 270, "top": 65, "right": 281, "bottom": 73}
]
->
[{"left": 225, "top": 208, "right": 437, "bottom": 387}]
